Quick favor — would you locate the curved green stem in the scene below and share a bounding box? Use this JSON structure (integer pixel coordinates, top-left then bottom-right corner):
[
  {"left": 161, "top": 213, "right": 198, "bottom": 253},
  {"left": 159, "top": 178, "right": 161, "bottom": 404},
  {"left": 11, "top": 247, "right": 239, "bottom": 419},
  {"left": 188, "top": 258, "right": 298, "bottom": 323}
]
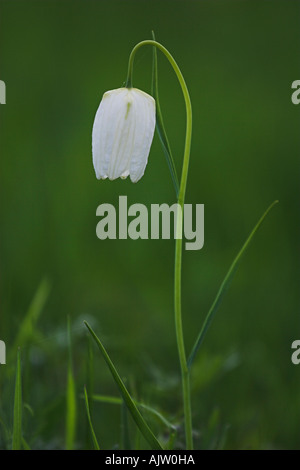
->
[{"left": 126, "top": 40, "right": 193, "bottom": 450}]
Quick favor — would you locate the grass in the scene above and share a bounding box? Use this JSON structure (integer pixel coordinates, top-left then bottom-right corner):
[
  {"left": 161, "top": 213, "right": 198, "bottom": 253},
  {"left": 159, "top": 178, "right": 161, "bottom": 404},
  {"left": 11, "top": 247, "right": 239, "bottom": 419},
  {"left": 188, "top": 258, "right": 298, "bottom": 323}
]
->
[{"left": 0, "top": 201, "right": 282, "bottom": 450}]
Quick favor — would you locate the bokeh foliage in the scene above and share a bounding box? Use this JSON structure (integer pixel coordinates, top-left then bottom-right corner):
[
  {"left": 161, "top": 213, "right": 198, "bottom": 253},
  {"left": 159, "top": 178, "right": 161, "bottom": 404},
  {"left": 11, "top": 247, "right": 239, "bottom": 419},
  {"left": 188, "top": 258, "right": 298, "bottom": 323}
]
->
[{"left": 0, "top": 0, "right": 299, "bottom": 449}]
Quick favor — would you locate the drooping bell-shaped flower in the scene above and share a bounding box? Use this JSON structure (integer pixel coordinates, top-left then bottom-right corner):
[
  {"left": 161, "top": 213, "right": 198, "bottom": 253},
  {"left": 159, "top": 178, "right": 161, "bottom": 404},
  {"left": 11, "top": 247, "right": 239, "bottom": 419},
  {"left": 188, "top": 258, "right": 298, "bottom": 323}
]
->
[{"left": 92, "top": 87, "right": 156, "bottom": 183}]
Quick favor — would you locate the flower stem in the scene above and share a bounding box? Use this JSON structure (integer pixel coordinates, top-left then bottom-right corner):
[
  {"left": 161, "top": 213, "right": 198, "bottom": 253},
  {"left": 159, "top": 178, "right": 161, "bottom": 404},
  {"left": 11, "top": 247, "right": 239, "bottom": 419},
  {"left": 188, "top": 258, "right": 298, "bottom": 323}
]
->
[{"left": 126, "top": 40, "right": 193, "bottom": 450}]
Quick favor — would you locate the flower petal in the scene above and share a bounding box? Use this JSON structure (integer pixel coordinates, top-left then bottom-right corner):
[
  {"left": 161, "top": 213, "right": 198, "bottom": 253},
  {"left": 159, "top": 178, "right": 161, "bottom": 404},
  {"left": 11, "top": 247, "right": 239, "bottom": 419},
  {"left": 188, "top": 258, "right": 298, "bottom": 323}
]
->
[{"left": 92, "top": 88, "right": 155, "bottom": 182}]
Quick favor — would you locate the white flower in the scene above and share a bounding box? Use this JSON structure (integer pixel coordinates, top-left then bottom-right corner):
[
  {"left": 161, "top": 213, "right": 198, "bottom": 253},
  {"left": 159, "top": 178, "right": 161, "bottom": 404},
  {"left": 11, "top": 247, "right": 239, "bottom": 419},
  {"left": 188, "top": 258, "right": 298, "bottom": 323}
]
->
[{"left": 92, "top": 87, "right": 156, "bottom": 183}]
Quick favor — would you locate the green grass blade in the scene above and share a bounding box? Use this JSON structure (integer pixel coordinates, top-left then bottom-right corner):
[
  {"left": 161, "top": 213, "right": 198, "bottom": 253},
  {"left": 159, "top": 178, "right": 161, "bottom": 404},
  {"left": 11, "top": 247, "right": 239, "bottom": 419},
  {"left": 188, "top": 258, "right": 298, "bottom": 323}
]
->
[
  {"left": 166, "top": 431, "right": 177, "bottom": 450},
  {"left": 12, "top": 278, "right": 50, "bottom": 354},
  {"left": 151, "top": 31, "right": 179, "bottom": 198},
  {"left": 91, "top": 394, "right": 176, "bottom": 431},
  {"left": 187, "top": 200, "right": 279, "bottom": 369},
  {"left": 92, "top": 394, "right": 121, "bottom": 405},
  {"left": 84, "top": 321, "right": 163, "bottom": 450},
  {"left": 65, "top": 317, "right": 77, "bottom": 450},
  {"left": 121, "top": 399, "right": 131, "bottom": 450},
  {"left": 12, "top": 348, "right": 22, "bottom": 450},
  {"left": 83, "top": 386, "right": 100, "bottom": 450},
  {"left": 22, "top": 437, "right": 31, "bottom": 450},
  {"left": 138, "top": 403, "right": 177, "bottom": 431},
  {"left": 85, "top": 333, "right": 95, "bottom": 449}
]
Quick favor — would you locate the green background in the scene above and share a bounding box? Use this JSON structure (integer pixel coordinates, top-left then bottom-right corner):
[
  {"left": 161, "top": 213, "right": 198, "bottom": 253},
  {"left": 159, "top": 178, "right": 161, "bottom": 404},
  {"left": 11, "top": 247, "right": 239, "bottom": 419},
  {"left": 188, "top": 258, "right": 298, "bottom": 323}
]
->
[{"left": 0, "top": 0, "right": 299, "bottom": 449}]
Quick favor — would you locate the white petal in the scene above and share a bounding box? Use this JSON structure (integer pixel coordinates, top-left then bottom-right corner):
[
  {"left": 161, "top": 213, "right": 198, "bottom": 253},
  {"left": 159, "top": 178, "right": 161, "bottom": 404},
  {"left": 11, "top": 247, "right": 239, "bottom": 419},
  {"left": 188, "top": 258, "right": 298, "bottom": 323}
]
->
[
  {"left": 127, "top": 89, "right": 156, "bottom": 182},
  {"left": 92, "top": 88, "right": 155, "bottom": 182}
]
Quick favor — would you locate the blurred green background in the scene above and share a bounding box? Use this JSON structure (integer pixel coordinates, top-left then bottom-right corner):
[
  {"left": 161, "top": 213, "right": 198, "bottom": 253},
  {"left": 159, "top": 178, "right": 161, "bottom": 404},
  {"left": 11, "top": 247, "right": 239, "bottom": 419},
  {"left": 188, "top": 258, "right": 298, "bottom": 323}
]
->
[{"left": 0, "top": 0, "right": 299, "bottom": 449}]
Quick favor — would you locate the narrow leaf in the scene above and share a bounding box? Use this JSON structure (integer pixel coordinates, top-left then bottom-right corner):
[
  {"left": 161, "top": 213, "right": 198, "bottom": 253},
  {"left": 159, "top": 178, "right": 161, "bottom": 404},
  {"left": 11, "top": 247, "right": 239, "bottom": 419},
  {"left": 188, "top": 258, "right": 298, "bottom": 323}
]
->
[
  {"left": 85, "top": 333, "right": 95, "bottom": 449},
  {"left": 84, "top": 386, "right": 100, "bottom": 450},
  {"left": 187, "top": 200, "right": 279, "bottom": 368},
  {"left": 22, "top": 438, "right": 31, "bottom": 450},
  {"left": 151, "top": 31, "right": 179, "bottom": 197},
  {"left": 91, "top": 394, "right": 176, "bottom": 431},
  {"left": 84, "top": 321, "right": 163, "bottom": 450},
  {"left": 12, "top": 278, "right": 50, "bottom": 354},
  {"left": 12, "top": 348, "right": 22, "bottom": 450},
  {"left": 121, "top": 399, "right": 131, "bottom": 450},
  {"left": 166, "top": 431, "right": 177, "bottom": 450},
  {"left": 65, "top": 317, "right": 77, "bottom": 450}
]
